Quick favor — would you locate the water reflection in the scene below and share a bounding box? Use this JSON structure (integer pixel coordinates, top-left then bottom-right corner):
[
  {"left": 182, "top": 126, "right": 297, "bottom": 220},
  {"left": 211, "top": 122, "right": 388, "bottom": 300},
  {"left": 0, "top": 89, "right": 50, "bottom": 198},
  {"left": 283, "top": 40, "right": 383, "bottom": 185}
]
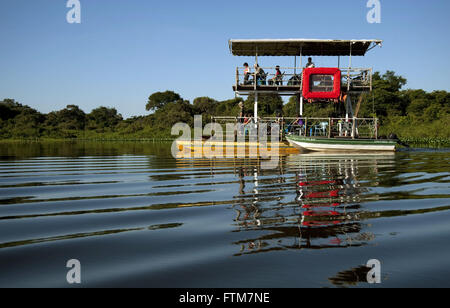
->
[
  {"left": 231, "top": 154, "right": 393, "bottom": 255},
  {"left": 328, "top": 265, "right": 371, "bottom": 287},
  {"left": 0, "top": 142, "right": 449, "bottom": 287},
  {"left": 0, "top": 222, "right": 183, "bottom": 249}
]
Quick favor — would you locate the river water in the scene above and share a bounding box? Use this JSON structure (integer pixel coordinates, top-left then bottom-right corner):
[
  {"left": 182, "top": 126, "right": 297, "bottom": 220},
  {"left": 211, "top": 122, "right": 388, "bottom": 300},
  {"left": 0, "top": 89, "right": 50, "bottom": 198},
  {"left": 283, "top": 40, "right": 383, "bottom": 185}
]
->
[{"left": 0, "top": 141, "right": 449, "bottom": 287}]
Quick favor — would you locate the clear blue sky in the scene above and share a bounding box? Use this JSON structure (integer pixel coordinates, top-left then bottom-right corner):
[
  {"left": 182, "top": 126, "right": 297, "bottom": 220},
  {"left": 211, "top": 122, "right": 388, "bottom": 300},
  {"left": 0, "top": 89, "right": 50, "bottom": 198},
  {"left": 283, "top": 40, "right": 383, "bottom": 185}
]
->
[{"left": 1, "top": 0, "right": 449, "bottom": 118}]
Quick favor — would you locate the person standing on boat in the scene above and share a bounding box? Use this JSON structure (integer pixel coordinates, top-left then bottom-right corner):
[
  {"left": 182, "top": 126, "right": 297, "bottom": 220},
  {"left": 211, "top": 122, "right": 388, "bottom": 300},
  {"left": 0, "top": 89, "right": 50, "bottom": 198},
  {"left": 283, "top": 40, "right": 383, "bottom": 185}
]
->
[
  {"left": 238, "top": 101, "right": 244, "bottom": 120},
  {"left": 306, "top": 57, "right": 315, "bottom": 68},
  {"left": 237, "top": 102, "right": 245, "bottom": 136}
]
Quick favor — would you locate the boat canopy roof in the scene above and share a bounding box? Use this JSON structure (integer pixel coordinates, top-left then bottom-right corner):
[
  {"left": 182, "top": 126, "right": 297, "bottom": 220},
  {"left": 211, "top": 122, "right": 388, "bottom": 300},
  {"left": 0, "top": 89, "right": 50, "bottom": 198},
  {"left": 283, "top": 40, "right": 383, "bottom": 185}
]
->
[{"left": 229, "top": 39, "right": 383, "bottom": 57}]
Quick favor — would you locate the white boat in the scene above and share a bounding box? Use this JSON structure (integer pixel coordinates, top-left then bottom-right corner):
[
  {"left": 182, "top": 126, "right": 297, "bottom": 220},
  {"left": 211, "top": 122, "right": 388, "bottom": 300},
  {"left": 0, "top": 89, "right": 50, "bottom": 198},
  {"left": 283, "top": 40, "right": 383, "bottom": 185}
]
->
[{"left": 286, "top": 135, "right": 397, "bottom": 152}]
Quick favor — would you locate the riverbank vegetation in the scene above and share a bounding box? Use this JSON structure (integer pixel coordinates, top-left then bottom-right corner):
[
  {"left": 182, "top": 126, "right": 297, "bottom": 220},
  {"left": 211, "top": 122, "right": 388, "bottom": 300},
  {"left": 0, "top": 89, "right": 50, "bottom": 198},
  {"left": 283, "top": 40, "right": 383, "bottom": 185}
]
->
[{"left": 1, "top": 71, "right": 449, "bottom": 146}]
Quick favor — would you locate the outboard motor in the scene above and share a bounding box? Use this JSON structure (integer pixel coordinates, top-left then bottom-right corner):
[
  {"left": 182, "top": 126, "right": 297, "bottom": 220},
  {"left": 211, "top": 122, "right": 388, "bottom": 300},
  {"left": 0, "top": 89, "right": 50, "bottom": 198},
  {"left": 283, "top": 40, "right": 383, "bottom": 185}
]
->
[
  {"left": 389, "top": 133, "right": 409, "bottom": 148},
  {"left": 388, "top": 133, "right": 398, "bottom": 140}
]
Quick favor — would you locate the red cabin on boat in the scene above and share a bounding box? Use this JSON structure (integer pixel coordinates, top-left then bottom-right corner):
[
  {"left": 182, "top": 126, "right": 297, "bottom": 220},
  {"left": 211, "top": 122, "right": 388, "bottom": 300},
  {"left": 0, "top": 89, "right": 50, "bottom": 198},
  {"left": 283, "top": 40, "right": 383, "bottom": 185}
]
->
[{"left": 302, "top": 67, "right": 341, "bottom": 100}]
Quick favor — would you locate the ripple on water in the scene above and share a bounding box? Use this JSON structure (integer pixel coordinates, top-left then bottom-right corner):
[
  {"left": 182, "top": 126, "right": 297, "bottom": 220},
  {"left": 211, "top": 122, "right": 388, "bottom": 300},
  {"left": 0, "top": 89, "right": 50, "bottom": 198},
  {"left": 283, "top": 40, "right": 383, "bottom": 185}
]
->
[{"left": 0, "top": 143, "right": 449, "bottom": 287}]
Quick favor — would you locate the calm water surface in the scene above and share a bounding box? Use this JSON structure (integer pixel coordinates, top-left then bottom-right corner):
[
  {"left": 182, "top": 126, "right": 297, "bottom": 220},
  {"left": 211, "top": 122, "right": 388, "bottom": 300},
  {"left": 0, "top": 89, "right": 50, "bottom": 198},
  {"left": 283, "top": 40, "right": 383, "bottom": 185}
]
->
[{"left": 0, "top": 141, "right": 449, "bottom": 287}]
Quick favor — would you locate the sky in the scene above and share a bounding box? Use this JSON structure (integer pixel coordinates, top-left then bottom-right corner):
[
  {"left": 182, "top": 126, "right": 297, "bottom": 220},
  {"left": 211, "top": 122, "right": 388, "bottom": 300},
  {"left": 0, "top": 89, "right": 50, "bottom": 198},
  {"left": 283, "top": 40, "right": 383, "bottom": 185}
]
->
[{"left": 1, "top": 0, "right": 449, "bottom": 118}]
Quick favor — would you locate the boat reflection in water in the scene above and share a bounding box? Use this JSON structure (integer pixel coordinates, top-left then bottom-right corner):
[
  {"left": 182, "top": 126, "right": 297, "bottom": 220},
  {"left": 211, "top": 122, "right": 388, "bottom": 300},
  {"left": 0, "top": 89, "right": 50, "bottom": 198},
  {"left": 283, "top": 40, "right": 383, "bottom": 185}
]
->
[
  {"left": 1, "top": 142, "right": 448, "bottom": 287},
  {"left": 230, "top": 152, "right": 394, "bottom": 255}
]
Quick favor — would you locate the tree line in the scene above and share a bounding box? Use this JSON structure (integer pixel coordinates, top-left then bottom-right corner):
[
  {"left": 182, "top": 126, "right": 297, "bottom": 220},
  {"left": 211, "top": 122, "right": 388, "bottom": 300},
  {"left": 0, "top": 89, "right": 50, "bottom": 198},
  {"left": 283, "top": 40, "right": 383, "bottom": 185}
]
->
[{"left": 0, "top": 71, "right": 449, "bottom": 143}]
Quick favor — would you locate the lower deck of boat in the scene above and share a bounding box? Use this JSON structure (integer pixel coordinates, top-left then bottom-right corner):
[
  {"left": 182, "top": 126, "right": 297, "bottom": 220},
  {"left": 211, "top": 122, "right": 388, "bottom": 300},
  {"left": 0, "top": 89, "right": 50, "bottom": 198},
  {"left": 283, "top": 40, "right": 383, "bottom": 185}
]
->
[{"left": 176, "top": 135, "right": 397, "bottom": 156}]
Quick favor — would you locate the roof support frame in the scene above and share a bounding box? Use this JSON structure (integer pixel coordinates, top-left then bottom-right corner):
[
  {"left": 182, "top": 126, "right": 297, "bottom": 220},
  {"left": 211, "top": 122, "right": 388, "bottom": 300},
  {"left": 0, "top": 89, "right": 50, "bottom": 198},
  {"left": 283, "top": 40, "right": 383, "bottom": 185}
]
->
[{"left": 229, "top": 39, "right": 383, "bottom": 57}]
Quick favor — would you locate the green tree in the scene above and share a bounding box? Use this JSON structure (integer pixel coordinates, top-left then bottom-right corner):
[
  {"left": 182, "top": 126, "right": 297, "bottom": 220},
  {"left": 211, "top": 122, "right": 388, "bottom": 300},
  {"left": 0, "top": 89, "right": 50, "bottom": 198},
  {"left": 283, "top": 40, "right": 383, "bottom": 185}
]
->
[
  {"left": 45, "top": 105, "right": 86, "bottom": 131},
  {"left": 146, "top": 91, "right": 181, "bottom": 111},
  {"left": 153, "top": 99, "right": 194, "bottom": 128},
  {"left": 283, "top": 96, "right": 298, "bottom": 117},
  {"left": 0, "top": 99, "right": 27, "bottom": 120},
  {"left": 0, "top": 99, "right": 45, "bottom": 138},
  {"left": 244, "top": 93, "right": 283, "bottom": 117},
  {"left": 192, "top": 97, "right": 218, "bottom": 118},
  {"left": 380, "top": 70, "right": 407, "bottom": 92},
  {"left": 1, "top": 77, "right": 449, "bottom": 143},
  {"left": 359, "top": 71, "right": 408, "bottom": 118},
  {"left": 429, "top": 90, "right": 450, "bottom": 106},
  {"left": 213, "top": 98, "right": 243, "bottom": 117},
  {"left": 407, "top": 99, "right": 431, "bottom": 118},
  {"left": 423, "top": 103, "right": 443, "bottom": 122},
  {"left": 87, "top": 106, "right": 123, "bottom": 129},
  {"left": 283, "top": 96, "right": 337, "bottom": 118}
]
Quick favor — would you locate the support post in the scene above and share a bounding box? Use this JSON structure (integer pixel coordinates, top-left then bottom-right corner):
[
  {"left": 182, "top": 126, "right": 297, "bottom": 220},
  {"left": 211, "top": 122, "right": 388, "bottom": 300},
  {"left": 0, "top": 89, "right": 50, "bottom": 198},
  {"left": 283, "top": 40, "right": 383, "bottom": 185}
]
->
[
  {"left": 348, "top": 42, "right": 352, "bottom": 92},
  {"left": 304, "top": 118, "right": 308, "bottom": 137},
  {"left": 349, "top": 42, "right": 352, "bottom": 68},
  {"left": 299, "top": 47, "right": 303, "bottom": 116},
  {"left": 300, "top": 47, "right": 303, "bottom": 68},
  {"left": 254, "top": 51, "right": 258, "bottom": 91},
  {"left": 352, "top": 117, "right": 356, "bottom": 139},
  {"left": 375, "top": 118, "right": 378, "bottom": 139},
  {"left": 299, "top": 95, "right": 303, "bottom": 116},
  {"left": 345, "top": 95, "right": 353, "bottom": 121},
  {"left": 254, "top": 92, "right": 258, "bottom": 124},
  {"left": 294, "top": 56, "right": 296, "bottom": 75},
  {"left": 328, "top": 118, "right": 331, "bottom": 138}
]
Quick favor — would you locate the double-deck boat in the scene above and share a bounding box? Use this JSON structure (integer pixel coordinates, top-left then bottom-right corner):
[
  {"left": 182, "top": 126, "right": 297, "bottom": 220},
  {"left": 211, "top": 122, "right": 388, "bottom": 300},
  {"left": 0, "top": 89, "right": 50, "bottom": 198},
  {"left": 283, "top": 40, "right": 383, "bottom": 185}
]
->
[
  {"left": 176, "top": 38, "right": 397, "bottom": 156},
  {"left": 230, "top": 38, "right": 397, "bottom": 152}
]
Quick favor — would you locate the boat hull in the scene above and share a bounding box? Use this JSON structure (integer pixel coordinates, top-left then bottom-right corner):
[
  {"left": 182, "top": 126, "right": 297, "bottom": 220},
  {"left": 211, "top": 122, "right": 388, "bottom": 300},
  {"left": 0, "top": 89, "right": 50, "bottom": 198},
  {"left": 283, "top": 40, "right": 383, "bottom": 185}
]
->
[
  {"left": 175, "top": 140, "right": 299, "bottom": 158},
  {"left": 286, "top": 135, "right": 396, "bottom": 152}
]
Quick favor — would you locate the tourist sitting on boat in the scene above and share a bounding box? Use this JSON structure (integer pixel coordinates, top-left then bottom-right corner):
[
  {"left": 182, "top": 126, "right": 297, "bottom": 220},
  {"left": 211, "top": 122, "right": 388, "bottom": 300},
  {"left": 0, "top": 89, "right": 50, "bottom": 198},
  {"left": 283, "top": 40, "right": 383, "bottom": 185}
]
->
[
  {"left": 287, "top": 74, "right": 301, "bottom": 85},
  {"left": 243, "top": 62, "right": 251, "bottom": 85},
  {"left": 268, "top": 66, "right": 283, "bottom": 85},
  {"left": 306, "top": 57, "right": 315, "bottom": 68},
  {"left": 254, "top": 64, "right": 267, "bottom": 85}
]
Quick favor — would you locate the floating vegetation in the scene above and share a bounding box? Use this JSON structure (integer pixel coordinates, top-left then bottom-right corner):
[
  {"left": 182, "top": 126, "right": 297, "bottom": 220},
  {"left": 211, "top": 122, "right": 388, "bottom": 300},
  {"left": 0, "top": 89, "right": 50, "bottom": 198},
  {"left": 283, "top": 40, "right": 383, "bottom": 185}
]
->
[{"left": 400, "top": 137, "right": 450, "bottom": 148}]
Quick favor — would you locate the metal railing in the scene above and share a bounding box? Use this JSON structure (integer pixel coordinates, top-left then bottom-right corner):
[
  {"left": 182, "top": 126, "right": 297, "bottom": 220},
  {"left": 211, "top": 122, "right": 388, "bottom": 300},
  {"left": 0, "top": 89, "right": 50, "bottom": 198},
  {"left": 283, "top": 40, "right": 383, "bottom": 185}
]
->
[
  {"left": 236, "top": 67, "right": 302, "bottom": 88},
  {"left": 211, "top": 116, "right": 379, "bottom": 140},
  {"left": 284, "top": 117, "right": 378, "bottom": 139},
  {"left": 340, "top": 68, "right": 372, "bottom": 91},
  {"left": 235, "top": 67, "right": 373, "bottom": 92}
]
